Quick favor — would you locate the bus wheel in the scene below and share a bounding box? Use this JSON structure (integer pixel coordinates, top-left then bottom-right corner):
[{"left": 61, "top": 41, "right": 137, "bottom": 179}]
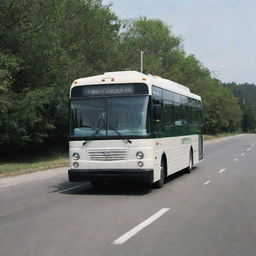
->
[
  {"left": 185, "top": 150, "right": 193, "bottom": 174},
  {"left": 153, "top": 159, "right": 166, "bottom": 188},
  {"left": 92, "top": 181, "right": 103, "bottom": 190}
]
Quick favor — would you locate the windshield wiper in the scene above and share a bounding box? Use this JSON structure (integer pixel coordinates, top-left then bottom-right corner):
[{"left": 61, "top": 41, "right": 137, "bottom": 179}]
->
[
  {"left": 109, "top": 125, "right": 132, "bottom": 144},
  {"left": 83, "top": 113, "right": 107, "bottom": 145},
  {"left": 82, "top": 124, "right": 104, "bottom": 145}
]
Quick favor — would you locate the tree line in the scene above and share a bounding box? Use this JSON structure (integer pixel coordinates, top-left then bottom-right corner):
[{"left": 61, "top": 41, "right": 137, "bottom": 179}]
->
[
  {"left": 0, "top": 0, "right": 254, "bottom": 156},
  {"left": 225, "top": 83, "right": 256, "bottom": 132}
]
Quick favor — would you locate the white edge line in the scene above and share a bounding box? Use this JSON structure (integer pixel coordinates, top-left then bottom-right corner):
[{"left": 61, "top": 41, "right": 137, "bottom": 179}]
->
[
  {"left": 218, "top": 168, "right": 226, "bottom": 174},
  {"left": 241, "top": 153, "right": 245, "bottom": 156},
  {"left": 113, "top": 208, "right": 170, "bottom": 245},
  {"left": 203, "top": 180, "right": 211, "bottom": 185},
  {"left": 58, "top": 183, "right": 88, "bottom": 193}
]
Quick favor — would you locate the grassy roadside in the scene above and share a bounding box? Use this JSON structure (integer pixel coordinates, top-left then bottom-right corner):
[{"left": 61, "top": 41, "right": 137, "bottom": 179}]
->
[
  {"left": 0, "top": 132, "right": 245, "bottom": 178},
  {"left": 203, "top": 132, "right": 242, "bottom": 141},
  {"left": 0, "top": 150, "right": 69, "bottom": 178}
]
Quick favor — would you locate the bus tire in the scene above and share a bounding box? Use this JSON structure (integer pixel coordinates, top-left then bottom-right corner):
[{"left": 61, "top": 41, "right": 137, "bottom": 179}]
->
[
  {"left": 153, "top": 158, "right": 166, "bottom": 188},
  {"left": 185, "top": 150, "right": 193, "bottom": 174},
  {"left": 92, "top": 181, "right": 103, "bottom": 190}
]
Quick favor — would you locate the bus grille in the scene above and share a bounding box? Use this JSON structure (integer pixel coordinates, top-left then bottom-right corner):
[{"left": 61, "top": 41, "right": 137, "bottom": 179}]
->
[{"left": 88, "top": 149, "right": 128, "bottom": 161}]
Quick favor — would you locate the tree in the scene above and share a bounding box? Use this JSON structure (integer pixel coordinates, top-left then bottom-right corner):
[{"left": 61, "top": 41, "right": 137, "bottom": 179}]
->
[
  {"left": 116, "top": 17, "right": 182, "bottom": 74},
  {"left": 0, "top": 0, "right": 120, "bottom": 155},
  {"left": 225, "top": 82, "right": 256, "bottom": 132}
]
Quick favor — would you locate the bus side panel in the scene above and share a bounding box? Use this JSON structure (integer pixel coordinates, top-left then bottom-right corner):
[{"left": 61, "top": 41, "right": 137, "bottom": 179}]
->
[
  {"left": 154, "top": 135, "right": 198, "bottom": 177},
  {"left": 167, "top": 135, "right": 200, "bottom": 176}
]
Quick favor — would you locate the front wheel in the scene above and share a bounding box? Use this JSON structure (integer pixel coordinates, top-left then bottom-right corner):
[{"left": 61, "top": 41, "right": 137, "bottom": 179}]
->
[
  {"left": 185, "top": 151, "right": 193, "bottom": 174},
  {"left": 153, "top": 159, "right": 165, "bottom": 188}
]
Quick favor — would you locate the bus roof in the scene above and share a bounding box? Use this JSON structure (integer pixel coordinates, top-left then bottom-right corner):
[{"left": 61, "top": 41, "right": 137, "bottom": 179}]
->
[{"left": 71, "top": 71, "right": 201, "bottom": 100}]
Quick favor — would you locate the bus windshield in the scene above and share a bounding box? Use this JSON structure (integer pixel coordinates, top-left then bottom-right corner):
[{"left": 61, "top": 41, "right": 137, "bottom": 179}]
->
[{"left": 70, "top": 96, "right": 150, "bottom": 138}]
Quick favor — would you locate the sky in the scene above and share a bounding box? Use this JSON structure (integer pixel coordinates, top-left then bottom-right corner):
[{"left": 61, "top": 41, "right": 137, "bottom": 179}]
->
[{"left": 103, "top": 0, "right": 256, "bottom": 84}]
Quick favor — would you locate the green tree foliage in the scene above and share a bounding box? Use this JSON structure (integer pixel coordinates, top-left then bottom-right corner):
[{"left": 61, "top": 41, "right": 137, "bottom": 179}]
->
[
  {"left": 226, "top": 82, "right": 256, "bottom": 105},
  {"left": 241, "top": 104, "right": 256, "bottom": 132},
  {"left": 225, "top": 83, "right": 256, "bottom": 132},
  {"left": 116, "top": 17, "right": 181, "bottom": 74},
  {"left": 0, "top": 0, "right": 119, "bottom": 155},
  {"left": 0, "top": 51, "right": 21, "bottom": 146}
]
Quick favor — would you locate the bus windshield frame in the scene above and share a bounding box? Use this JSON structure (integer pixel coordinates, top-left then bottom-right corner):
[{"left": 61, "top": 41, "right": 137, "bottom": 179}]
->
[{"left": 69, "top": 95, "right": 151, "bottom": 140}]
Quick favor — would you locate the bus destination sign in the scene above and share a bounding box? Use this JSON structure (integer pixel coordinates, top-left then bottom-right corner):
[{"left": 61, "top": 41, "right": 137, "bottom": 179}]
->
[
  {"left": 71, "top": 83, "right": 148, "bottom": 98},
  {"left": 85, "top": 85, "right": 134, "bottom": 96}
]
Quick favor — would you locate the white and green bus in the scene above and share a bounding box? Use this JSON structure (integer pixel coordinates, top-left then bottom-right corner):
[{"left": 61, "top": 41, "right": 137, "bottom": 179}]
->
[{"left": 68, "top": 71, "right": 203, "bottom": 188}]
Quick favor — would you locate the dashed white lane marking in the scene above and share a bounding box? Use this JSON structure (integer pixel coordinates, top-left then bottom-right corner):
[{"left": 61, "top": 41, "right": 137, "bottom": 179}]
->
[
  {"left": 113, "top": 208, "right": 170, "bottom": 245},
  {"left": 58, "top": 183, "right": 89, "bottom": 193},
  {"left": 218, "top": 168, "right": 226, "bottom": 174},
  {"left": 203, "top": 180, "right": 211, "bottom": 185},
  {"left": 246, "top": 148, "right": 251, "bottom": 151},
  {"left": 241, "top": 153, "right": 245, "bottom": 156},
  {"left": 234, "top": 159, "right": 239, "bottom": 162}
]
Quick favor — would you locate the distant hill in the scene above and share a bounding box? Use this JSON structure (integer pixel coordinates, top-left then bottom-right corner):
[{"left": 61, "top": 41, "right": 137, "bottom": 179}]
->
[
  {"left": 225, "top": 82, "right": 256, "bottom": 132},
  {"left": 225, "top": 82, "right": 256, "bottom": 106}
]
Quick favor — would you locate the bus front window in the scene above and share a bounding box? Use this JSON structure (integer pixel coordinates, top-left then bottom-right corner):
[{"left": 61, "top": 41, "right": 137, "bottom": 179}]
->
[
  {"left": 70, "top": 98, "right": 106, "bottom": 137},
  {"left": 108, "top": 96, "right": 149, "bottom": 136},
  {"left": 70, "top": 96, "right": 150, "bottom": 138}
]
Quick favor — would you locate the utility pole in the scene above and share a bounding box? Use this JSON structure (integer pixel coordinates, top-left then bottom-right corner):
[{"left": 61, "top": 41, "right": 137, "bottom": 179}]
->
[{"left": 140, "top": 50, "right": 144, "bottom": 73}]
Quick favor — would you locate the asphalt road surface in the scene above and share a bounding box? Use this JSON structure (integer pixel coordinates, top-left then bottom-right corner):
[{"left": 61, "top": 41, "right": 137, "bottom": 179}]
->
[{"left": 1, "top": 134, "right": 256, "bottom": 256}]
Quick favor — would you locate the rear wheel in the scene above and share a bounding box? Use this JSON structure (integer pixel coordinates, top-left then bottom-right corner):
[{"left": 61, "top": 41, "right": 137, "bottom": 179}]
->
[
  {"left": 153, "top": 159, "right": 166, "bottom": 188},
  {"left": 185, "top": 150, "right": 193, "bottom": 174}
]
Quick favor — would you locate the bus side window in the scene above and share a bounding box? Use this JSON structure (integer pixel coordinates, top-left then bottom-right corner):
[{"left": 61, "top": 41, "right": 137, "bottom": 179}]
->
[
  {"left": 173, "top": 93, "right": 181, "bottom": 126},
  {"left": 152, "top": 92, "right": 163, "bottom": 133},
  {"left": 163, "top": 101, "right": 174, "bottom": 127},
  {"left": 185, "top": 105, "right": 190, "bottom": 125},
  {"left": 152, "top": 103, "right": 163, "bottom": 133},
  {"left": 171, "top": 104, "right": 175, "bottom": 126},
  {"left": 174, "top": 102, "right": 181, "bottom": 126}
]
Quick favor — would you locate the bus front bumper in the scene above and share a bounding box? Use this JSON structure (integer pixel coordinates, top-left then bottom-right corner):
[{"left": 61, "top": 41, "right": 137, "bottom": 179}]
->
[{"left": 68, "top": 169, "right": 154, "bottom": 184}]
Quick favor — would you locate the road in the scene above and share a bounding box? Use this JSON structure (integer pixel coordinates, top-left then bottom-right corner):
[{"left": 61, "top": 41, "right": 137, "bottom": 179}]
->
[{"left": 0, "top": 134, "right": 256, "bottom": 256}]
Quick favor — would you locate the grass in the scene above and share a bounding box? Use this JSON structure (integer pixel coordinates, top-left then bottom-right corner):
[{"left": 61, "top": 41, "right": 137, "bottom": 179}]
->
[
  {"left": 204, "top": 132, "right": 242, "bottom": 141},
  {"left": 0, "top": 150, "right": 69, "bottom": 178}
]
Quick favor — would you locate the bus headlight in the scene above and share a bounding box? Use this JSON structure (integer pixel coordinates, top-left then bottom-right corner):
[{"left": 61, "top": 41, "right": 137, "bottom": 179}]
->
[
  {"left": 137, "top": 161, "right": 144, "bottom": 167},
  {"left": 73, "top": 162, "right": 79, "bottom": 168},
  {"left": 72, "top": 152, "right": 80, "bottom": 160},
  {"left": 136, "top": 151, "right": 144, "bottom": 159}
]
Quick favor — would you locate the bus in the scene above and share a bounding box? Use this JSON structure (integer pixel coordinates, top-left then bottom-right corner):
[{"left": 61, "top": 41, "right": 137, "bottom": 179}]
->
[{"left": 68, "top": 71, "right": 203, "bottom": 188}]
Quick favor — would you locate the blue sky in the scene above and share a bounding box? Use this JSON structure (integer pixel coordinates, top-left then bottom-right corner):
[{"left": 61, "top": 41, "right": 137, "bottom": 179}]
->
[{"left": 103, "top": 0, "right": 256, "bottom": 84}]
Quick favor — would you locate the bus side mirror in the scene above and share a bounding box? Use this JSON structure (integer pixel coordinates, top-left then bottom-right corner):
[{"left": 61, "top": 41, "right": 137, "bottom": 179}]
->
[{"left": 153, "top": 104, "right": 162, "bottom": 121}]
